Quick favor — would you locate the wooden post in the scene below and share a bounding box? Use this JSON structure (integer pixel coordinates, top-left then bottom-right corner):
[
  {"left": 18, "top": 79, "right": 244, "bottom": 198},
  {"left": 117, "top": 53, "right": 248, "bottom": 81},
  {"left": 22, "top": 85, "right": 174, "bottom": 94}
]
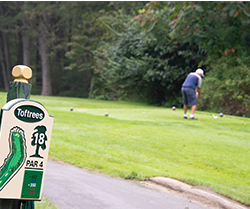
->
[
  {"left": 0, "top": 65, "right": 34, "bottom": 209},
  {"left": 7, "top": 65, "right": 32, "bottom": 102}
]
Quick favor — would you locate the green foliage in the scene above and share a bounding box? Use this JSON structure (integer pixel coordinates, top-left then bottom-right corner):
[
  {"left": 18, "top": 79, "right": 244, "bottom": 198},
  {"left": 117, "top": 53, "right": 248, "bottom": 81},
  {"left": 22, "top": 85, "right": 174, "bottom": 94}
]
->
[
  {"left": 35, "top": 197, "right": 57, "bottom": 209},
  {"left": 168, "top": 1, "right": 250, "bottom": 116},
  {"left": 124, "top": 171, "right": 142, "bottom": 180},
  {"left": 92, "top": 2, "right": 205, "bottom": 105},
  {"left": 64, "top": 2, "right": 145, "bottom": 98},
  {"left": 58, "top": 69, "right": 91, "bottom": 98},
  {"left": 171, "top": 1, "right": 250, "bottom": 63},
  {"left": 2, "top": 1, "right": 250, "bottom": 115},
  {"left": 199, "top": 56, "right": 250, "bottom": 116},
  {"left": 91, "top": 1, "right": 250, "bottom": 114}
]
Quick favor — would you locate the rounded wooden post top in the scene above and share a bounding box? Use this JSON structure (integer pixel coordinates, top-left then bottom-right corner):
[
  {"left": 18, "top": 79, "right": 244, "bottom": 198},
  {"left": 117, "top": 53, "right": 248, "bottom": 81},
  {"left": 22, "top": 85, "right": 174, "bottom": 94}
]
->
[{"left": 12, "top": 65, "right": 32, "bottom": 83}]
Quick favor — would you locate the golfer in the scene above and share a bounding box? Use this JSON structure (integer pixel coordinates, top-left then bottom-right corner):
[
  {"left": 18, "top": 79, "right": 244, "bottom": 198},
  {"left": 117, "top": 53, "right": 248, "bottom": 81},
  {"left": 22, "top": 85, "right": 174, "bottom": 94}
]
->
[{"left": 181, "top": 68, "right": 204, "bottom": 120}]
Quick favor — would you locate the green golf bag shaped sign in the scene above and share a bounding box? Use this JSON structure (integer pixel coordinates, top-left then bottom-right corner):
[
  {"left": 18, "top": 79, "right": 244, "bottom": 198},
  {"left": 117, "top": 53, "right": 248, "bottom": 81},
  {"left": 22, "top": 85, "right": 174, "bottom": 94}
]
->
[{"left": 0, "top": 98, "right": 53, "bottom": 200}]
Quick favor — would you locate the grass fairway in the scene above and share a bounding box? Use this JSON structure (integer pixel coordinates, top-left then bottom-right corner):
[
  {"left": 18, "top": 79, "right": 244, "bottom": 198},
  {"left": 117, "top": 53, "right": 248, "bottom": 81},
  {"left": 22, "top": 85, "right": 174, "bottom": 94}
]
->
[{"left": 0, "top": 92, "right": 249, "bottom": 205}]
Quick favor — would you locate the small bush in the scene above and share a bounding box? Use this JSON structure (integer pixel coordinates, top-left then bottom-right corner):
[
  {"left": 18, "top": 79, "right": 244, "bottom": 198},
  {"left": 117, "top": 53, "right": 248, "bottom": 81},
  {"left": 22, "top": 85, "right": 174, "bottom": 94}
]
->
[{"left": 199, "top": 57, "right": 250, "bottom": 117}]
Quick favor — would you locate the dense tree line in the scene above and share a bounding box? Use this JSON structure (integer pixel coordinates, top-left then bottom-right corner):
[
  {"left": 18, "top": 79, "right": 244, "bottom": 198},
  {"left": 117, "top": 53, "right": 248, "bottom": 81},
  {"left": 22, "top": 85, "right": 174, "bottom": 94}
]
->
[
  {"left": 1, "top": 1, "right": 250, "bottom": 116},
  {"left": 91, "top": 1, "right": 250, "bottom": 116},
  {"left": 0, "top": 2, "right": 144, "bottom": 95}
]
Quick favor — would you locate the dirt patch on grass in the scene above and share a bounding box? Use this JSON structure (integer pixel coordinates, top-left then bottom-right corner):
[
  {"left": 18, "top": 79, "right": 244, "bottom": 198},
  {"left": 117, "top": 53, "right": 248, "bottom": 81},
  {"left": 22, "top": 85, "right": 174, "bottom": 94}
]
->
[{"left": 148, "top": 177, "right": 250, "bottom": 209}]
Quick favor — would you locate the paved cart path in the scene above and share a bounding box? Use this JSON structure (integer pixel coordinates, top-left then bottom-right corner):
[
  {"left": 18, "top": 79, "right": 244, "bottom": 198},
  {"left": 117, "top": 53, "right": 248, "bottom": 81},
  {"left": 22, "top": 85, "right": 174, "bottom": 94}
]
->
[{"left": 42, "top": 159, "right": 212, "bottom": 209}]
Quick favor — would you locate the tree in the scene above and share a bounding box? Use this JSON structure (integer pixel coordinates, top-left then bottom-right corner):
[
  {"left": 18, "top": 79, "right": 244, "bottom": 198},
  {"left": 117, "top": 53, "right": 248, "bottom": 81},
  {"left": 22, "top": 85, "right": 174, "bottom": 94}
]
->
[
  {"left": 170, "top": 1, "right": 250, "bottom": 63},
  {"left": 91, "top": 2, "right": 205, "bottom": 105},
  {"left": 30, "top": 125, "right": 48, "bottom": 158},
  {"left": 64, "top": 2, "right": 113, "bottom": 97},
  {"left": 0, "top": 1, "right": 71, "bottom": 96},
  {"left": 199, "top": 56, "right": 250, "bottom": 116},
  {"left": 21, "top": 2, "right": 31, "bottom": 66},
  {"left": 170, "top": 1, "right": 250, "bottom": 116},
  {"left": 38, "top": 11, "right": 52, "bottom": 96},
  {"left": 0, "top": 2, "right": 17, "bottom": 91}
]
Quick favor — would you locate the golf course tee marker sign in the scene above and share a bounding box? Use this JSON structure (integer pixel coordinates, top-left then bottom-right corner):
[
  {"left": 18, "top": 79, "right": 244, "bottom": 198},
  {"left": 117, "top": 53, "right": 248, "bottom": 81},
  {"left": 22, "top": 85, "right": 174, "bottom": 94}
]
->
[{"left": 0, "top": 98, "right": 53, "bottom": 200}]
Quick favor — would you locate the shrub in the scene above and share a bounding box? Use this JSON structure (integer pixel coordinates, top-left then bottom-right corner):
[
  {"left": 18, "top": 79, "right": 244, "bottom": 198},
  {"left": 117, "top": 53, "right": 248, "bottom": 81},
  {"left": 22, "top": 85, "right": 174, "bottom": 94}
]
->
[{"left": 199, "top": 57, "right": 250, "bottom": 117}]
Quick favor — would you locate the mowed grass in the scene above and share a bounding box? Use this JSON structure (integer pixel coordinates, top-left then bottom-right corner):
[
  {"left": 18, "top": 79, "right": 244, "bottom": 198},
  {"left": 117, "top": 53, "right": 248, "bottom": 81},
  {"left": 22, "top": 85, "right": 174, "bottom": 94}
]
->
[
  {"left": 0, "top": 92, "right": 249, "bottom": 205},
  {"left": 35, "top": 197, "right": 58, "bottom": 209}
]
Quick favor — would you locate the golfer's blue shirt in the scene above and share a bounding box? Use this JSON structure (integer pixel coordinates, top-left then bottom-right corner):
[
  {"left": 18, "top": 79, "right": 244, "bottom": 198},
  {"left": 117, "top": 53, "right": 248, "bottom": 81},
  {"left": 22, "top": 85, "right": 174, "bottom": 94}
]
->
[{"left": 182, "top": 72, "right": 202, "bottom": 90}]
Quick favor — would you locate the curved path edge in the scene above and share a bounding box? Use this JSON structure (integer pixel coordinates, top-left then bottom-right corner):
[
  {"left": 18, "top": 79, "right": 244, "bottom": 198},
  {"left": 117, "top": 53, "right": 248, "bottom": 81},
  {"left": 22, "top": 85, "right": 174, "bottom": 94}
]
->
[{"left": 149, "top": 177, "right": 250, "bottom": 209}]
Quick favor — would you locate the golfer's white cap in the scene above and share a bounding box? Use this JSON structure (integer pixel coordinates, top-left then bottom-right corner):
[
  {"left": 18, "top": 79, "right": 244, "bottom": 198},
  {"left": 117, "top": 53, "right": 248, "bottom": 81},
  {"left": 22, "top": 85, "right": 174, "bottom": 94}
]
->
[{"left": 196, "top": 68, "right": 204, "bottom": 77}]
